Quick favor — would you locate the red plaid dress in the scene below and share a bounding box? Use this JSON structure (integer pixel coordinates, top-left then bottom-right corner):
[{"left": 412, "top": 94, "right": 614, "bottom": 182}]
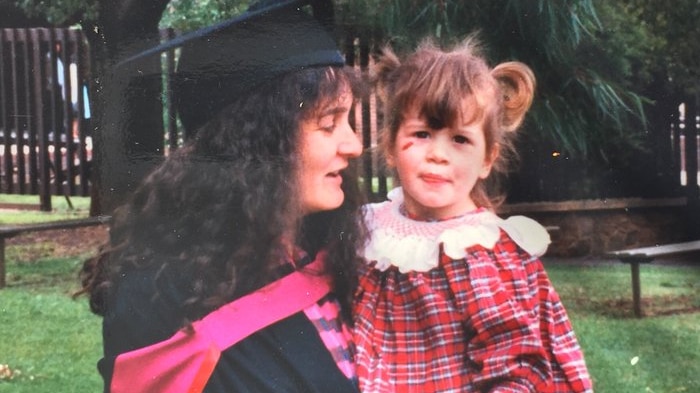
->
[{"left": 353, "top": 189, "right": 593, "bottom": 393}]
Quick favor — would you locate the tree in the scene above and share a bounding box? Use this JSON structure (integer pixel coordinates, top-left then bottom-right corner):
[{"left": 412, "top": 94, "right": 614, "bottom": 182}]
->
[
  {"left": 82, "top": 0, "right": 172, "bottom": 214},
  {"left": 159, "top": 0, "right": 251, "bottom": 31},
  {"left": 623, "top": 0, "right": 700, "bottom": 95},
  {"left": 336, "top": 0, "right": 647, "bottom": 157},
  {"left": 4, "top": 0, "right": 97, "bottom": 26}
]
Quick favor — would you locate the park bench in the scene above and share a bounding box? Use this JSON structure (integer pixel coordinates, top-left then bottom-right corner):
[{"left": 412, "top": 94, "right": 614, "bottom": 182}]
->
[
  {"left": 605, "top": 240, "right": 700, "bottom": 317},
  {"left": 0, "top": 216, "right": 111, "bottom": 288}
]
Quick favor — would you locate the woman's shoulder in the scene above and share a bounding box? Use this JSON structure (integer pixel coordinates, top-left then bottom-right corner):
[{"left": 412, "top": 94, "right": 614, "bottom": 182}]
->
[{"left": 103, "top": 264, "right": 191, "bottom": 356}]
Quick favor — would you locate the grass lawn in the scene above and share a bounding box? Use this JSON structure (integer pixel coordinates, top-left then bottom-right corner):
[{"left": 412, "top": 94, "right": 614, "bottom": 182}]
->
[
  {"left": 0, "top": 194, "right": 91, "bottom": 224},
  {"left": 0, "top": 257, "right": 102, "bottom": 392},
  {"left": 545, "top": 262, "right": 700, "bottom": 393},
  {"left": 1, "top": 206, "right": 102, "bottom": 392},
  {"left": 0, "top": 224, "right": 698, "bottom": 391}
]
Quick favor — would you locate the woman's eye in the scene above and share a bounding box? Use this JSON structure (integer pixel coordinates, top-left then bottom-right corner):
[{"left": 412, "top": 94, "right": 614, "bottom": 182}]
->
[{"left": 453, "top": 135, "right": 469, "bottom": 144}]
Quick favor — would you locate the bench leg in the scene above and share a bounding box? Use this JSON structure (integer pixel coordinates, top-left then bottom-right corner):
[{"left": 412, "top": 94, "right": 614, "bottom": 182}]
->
[{"left": 631, "top": 262, "right": 642, "bottom": 318}]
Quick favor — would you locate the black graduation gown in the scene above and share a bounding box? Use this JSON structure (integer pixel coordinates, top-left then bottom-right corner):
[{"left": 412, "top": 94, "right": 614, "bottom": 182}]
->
[{"left": 98, "top": 264, "right": 359, "bottom": 393}]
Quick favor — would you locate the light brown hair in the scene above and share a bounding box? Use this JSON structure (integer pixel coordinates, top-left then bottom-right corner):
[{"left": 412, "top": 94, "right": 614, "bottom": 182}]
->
[{"left": 374, "top": 37, "right": 535, "bottom": 208}]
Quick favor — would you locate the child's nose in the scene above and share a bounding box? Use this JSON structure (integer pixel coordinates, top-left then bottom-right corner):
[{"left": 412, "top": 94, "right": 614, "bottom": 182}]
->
[{"left": 426, "top": 138, "right": 448, "bottom": 163}]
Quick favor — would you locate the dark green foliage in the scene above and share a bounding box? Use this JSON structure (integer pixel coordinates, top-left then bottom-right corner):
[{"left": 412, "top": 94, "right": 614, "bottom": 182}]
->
[{"left": 338, "top": 0, "right": 648, "bottom": 159}]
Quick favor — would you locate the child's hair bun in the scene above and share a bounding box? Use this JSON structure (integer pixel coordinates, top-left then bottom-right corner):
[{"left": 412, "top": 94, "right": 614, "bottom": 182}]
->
[
  {"left": 491, "top": 62, "right": 536, "bottom": 132},
  {"left": 371, "top": 45, "right": 402, "bottom": 105}
]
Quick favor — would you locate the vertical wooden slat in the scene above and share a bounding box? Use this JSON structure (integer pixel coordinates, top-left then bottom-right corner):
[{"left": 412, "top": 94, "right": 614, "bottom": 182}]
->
[
  {"left": 16, "top": 29, "right": 30, "bottom": 194},
  {"left": 8, "top": 30, "right": 21, "bottom": 193},
  {"left": 0, "top": 30, "right": 12, "bottom": 193},
  {"left": 49, "top": 28, "right": 65, "bottom": 196},
  {"left": 685, "top": 99, "right": 699, "bottom": 191},
  {"left": 31, "top": 28, "right": 51, "bottom": 211},
  {"left": 670, "top": 109, "right": 681, "bottom": 186},
  {"left": 359, "top": 35, "right": 374, "bottom": 200},
  {"left": 75, "top": 28, "right": 91, "bottom": 196},
  {"left": 27, "top": 28, "right": 39, "bottom": 196},
  {"left": 58, "top": 28, "right": 75, "bottom": 196}
]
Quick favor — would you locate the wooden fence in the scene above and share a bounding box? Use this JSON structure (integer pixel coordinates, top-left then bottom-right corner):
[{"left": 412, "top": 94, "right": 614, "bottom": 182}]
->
[{"left": 0, "top": 27, "right": 92, "bottom": 210}]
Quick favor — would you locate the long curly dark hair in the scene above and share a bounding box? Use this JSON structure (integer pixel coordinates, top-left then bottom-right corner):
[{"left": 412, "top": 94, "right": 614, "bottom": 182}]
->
[{"left": 79, "top": 65, "right": 367, "bottom": 322}]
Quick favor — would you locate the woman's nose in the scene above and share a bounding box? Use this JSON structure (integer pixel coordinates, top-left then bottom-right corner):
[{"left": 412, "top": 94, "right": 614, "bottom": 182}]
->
[{"left": 338, "top": 124, "right": 363, "bottom": 158}]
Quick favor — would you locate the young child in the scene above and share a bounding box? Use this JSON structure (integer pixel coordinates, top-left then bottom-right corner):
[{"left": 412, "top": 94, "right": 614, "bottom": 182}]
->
[{"left": 353, "top": 38, "right": 593, "bottom": 393}]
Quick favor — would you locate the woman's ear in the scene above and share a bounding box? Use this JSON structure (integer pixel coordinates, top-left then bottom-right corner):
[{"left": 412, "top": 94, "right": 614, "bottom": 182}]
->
[{"left": 491, "top": 62, "right": 536, "bottom": 132}]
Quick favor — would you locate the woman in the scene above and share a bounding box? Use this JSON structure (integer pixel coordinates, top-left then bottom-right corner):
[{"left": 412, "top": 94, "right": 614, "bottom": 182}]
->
[{"left": 79, "top": 1, "right": 367, "bottom": 392}]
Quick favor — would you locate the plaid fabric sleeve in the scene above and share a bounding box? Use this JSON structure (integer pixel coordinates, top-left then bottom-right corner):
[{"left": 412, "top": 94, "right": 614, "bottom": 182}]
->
[
  {"left": 446, "top": 241, "right": 551, "bottom": 392},
  {"left": 525, "top": 258, "right": 593, "bottom": 393},
  {"left": 495, "top": 235, "right": 593, "bottom": 393}
]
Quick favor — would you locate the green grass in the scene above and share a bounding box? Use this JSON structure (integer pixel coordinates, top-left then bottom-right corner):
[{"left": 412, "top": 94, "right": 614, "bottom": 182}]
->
[
  {"left": 545, "top": 262, "right": 700, "bottom": 393},
  {"left": 0, "top": 195, "right": 91, "bottom": 224},
  {"left": 0, "top": 257, "right": 102, "bottom": 392},
  {"left": 1, "top": 207, "right": 102, "bottom": 392}
]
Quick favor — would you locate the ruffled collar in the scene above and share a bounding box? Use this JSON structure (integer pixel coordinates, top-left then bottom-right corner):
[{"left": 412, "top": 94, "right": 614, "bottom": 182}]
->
[{"left": 362, "top": 188, "right": 551, "bottom": 272}]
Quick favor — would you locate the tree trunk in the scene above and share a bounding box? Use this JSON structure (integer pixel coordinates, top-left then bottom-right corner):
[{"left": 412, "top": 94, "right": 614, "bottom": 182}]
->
[{"left": 83, "top": 0, "right": 170, "bottom": 215}]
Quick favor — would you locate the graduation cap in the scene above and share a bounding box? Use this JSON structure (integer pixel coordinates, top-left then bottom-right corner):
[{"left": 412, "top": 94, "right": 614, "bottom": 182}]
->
[{"left": 119, "top": 0, "right": 345, "bottom": 133}]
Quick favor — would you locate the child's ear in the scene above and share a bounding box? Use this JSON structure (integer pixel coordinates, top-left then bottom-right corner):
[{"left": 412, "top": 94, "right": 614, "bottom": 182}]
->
[
  {"left": 385, "top": 151, "right": 396, "bottom": 168},
  {"left": 479, "top": 144, "right": 500, "bottom": 179},
  {"left": 491, "top": 62, "right": 536, "bottom": 132}
]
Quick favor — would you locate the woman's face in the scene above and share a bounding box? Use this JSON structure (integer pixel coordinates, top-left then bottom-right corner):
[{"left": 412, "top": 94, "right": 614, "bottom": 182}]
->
[{"left": 297, "top": 89, "right": 362, "bottom": 214}]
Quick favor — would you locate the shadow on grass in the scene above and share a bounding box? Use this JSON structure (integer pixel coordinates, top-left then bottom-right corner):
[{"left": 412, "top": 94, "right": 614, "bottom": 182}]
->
[
  {"left": 578, "top": 294, "right": 700, "bottom": 318},
  {"left": 5, "top": 257, "right": 85, "bottom": 293}
]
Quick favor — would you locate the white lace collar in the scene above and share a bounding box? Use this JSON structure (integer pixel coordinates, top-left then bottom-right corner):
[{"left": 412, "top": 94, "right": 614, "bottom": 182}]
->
[{"left": 362, "top": 188, "right": 551, "bottom": 272}]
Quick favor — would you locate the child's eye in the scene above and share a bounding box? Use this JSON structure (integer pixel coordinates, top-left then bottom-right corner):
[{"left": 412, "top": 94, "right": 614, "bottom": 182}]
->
[
  {"left": 453, "top": 135, "right": 469, "bottom": 144},
  {"left": 414, "top": 131, "right": 430, "bottom": 139}
]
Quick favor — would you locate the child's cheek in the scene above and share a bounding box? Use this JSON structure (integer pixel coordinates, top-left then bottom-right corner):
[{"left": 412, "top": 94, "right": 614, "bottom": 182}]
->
[{"left": 401, "top": 141, "right": 414, "bottom": 151}]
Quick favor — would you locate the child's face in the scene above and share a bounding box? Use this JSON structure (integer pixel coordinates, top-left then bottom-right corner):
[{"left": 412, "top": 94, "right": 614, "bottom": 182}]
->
[
  {"left": 389, "top": 105, "right": 495, "bottom": 220},
  {"left": 297, "top": 89, "right": 362, "bottom": 214}
]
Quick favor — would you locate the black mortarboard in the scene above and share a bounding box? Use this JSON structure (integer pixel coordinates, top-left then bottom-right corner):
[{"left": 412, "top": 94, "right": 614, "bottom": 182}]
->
[{"left": 119, "top": 0, "right": 344, "bottom": 133}]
